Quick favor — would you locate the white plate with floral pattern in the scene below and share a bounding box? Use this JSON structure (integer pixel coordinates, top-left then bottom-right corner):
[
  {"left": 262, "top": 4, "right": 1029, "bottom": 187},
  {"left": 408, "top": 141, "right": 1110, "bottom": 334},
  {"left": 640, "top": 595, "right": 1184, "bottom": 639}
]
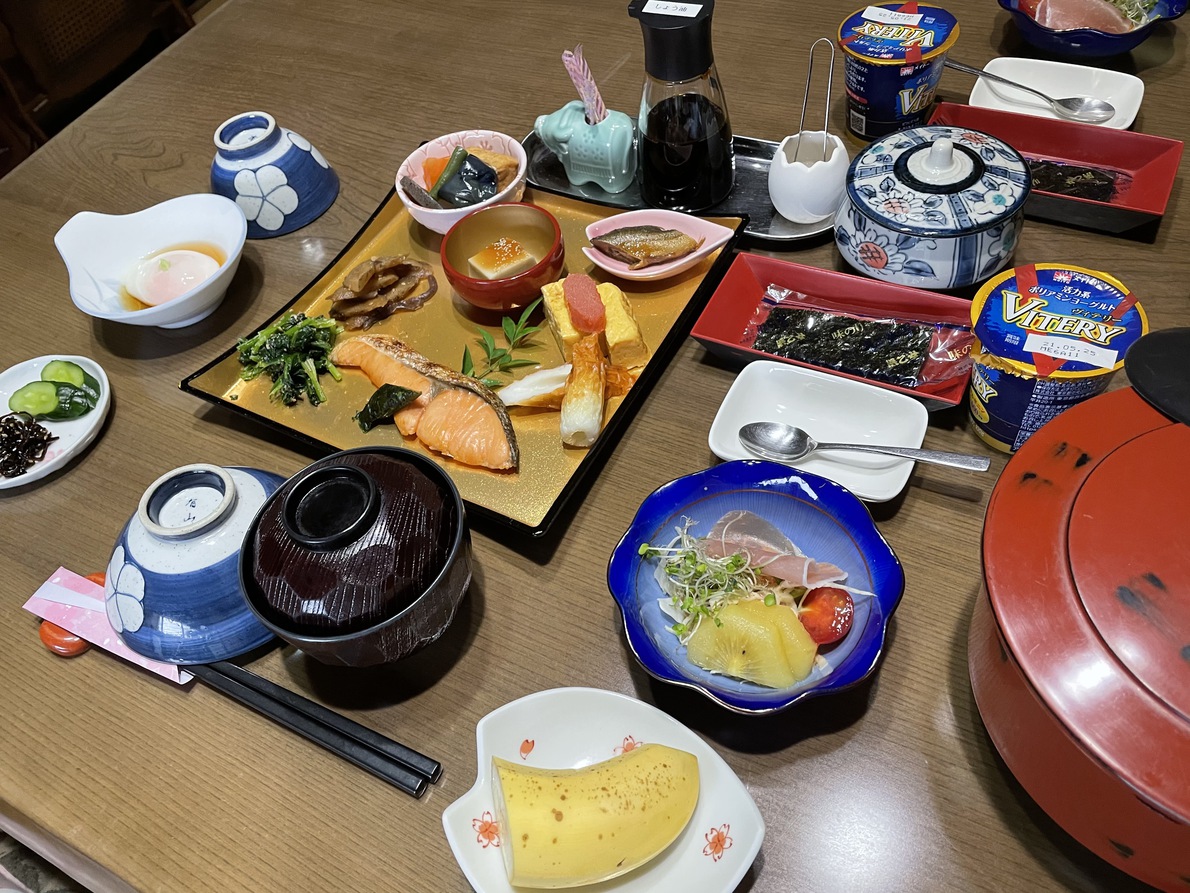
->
[
  {"left": 442, "top": 687, "right": 764, "bottom": 892},
  {"left": 0, "top": 355, "right": 110, "bottom": 489}
]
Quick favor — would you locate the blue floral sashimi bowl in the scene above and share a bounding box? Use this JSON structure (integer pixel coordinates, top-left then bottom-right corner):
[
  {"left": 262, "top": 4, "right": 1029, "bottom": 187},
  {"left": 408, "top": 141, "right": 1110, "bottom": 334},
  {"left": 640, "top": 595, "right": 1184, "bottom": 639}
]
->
[{"left": 607, "top": 460, "right": 906, "bottom": 714}]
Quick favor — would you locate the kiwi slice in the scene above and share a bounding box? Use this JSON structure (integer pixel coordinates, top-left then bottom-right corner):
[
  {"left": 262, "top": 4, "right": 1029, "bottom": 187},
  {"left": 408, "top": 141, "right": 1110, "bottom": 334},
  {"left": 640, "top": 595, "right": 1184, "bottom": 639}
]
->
[{"left": 685, "top": 600, "right": 797, "bottom": 688}]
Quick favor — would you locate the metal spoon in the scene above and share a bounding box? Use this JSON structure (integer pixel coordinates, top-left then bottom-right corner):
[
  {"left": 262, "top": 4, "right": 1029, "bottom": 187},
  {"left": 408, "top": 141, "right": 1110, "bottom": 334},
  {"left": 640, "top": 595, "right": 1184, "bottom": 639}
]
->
[
  {"left": 943, "top": 59, "right": 1116, "bottom": 124},
  {"left": 739, "top": 422, "right": 992, "bottom": 472}
]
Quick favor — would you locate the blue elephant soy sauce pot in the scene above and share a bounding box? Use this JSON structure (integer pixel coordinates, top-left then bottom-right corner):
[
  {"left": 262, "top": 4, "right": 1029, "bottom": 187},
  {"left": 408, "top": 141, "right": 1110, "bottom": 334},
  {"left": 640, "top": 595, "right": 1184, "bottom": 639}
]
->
[
  {"left": 210, "top": 111, "right": 339, "bottom": 239},
  {"left": 534, "top": 100, "right": 637, "bottom": 195}
]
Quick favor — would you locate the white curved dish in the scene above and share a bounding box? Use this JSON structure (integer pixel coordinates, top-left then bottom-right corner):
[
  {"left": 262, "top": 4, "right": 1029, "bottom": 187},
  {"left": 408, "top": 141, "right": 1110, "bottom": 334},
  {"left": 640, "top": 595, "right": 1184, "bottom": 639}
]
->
[
  {"left": 968, "top": 57, "right": 1143, "bottom": 130},
  {"left": 707, "top": 361, "right": 928, "bottom": 503},
  {"left": 442, "top": 687, "right": 765, "bottom": 893},
  {"left": 583, "top": 209, "right": 735, "bottom": 281},
  {"left": 54, "top": 193, "right": 247, "bottom": 329},
  {"left": 0, "top": 355, "right": 110, "bottom": 489}
]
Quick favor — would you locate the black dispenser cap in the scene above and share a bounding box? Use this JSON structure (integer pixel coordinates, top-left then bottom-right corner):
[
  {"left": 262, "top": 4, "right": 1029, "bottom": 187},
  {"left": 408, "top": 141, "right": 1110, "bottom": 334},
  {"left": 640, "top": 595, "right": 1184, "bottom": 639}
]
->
[{"left": 628, "top": 0, "right": 716, "bottom": 83}]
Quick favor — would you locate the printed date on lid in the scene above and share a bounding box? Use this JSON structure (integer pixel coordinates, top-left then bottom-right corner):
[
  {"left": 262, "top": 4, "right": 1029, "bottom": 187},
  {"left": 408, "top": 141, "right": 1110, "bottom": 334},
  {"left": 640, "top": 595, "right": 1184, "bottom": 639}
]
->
[
  {"left": 1024, "top": 334, "right": 1118, "bottom": 370},
  {"left": 862, "top": 5, "right": 924, "bottom": 25}
]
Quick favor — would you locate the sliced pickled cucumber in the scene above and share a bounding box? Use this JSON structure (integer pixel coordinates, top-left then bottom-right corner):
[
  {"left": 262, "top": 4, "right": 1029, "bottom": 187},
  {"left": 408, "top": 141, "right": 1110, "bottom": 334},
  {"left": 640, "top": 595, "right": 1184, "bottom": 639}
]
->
[
  {"left": 9, "top": 381, "right": 59, "bottom": 417},
  {"left": 8, "top": 380, "right": 94, "bottom": 420},
  {"left": 41, "top": 360, "right": 100, "bottom": 404},
  {"left": 40, "top": 360, "right": 85, "bottom": 387}
]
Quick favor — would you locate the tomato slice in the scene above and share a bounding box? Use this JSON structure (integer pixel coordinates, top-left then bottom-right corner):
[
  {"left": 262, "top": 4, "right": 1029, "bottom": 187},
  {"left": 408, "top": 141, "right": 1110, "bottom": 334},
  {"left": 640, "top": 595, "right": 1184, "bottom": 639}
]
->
[{"left": 798, "top": 586, "right": 854, "bottom": 645}]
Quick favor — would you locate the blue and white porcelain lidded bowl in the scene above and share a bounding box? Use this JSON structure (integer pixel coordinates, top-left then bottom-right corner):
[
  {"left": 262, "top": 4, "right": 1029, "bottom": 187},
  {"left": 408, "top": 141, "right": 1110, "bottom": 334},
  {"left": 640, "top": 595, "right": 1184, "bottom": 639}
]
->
[
  {"left": 106, "top": 464, "right": 286, "bottom": 664},
  {"left": 834, "top": 125, "right": 1030, "bottom": 290},
  {"left": 210, "top": 111, "right": 339, "bottom": 239}
]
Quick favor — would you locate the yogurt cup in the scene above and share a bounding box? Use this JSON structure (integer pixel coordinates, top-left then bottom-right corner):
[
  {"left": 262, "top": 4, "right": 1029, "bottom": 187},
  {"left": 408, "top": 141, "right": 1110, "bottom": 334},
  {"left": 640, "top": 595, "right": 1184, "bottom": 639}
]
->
[
  {"left": 838, "top": 3, "right": 959, "bottom": 139},
  {"left": 968, "top": 264, "right": 1148, "bottom": 452}
]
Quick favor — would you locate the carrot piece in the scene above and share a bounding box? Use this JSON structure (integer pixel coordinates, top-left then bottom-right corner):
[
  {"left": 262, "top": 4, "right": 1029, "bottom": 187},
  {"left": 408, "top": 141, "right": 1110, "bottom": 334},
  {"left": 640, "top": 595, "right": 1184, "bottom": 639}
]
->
[
  {"left": 84, "top": 572, "right": 106, "bottom": 586},
  {"left": 422, "top": 156, "right": 450, "bottom": 189}
]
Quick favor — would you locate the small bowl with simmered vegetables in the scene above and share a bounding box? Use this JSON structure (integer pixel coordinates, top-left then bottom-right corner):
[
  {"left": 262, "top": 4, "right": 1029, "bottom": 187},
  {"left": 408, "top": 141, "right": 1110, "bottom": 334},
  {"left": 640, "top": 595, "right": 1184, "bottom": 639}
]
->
[
  {"left": 0, "top": 355, "right": 110, "bottom": 488},
  {"left": 607, "top": 460, "right": 905, "bottom": 714},
  {"left": 396, "top": 130, "right": 528, "bottom": 235}
]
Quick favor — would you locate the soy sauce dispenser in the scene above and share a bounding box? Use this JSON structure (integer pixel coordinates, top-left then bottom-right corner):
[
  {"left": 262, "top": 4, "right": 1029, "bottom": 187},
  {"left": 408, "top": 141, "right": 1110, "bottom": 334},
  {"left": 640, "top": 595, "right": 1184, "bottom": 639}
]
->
[{"left": 629, "top": 0, "right": 734, "bottom": 212}]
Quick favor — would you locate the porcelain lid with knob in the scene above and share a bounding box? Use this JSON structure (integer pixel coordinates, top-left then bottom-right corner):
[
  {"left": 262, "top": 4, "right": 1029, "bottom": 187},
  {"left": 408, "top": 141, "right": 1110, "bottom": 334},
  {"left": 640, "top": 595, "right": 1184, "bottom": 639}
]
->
[{"left": 846, "top": 124, "right": 1030, "bottom": 237}]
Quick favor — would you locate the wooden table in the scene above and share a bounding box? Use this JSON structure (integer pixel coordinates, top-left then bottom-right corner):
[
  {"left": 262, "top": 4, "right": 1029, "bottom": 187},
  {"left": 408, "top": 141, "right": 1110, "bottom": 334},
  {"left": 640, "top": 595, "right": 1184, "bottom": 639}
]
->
[{"left": 1, "top": 1, "right": 1186, "bottom": 890}]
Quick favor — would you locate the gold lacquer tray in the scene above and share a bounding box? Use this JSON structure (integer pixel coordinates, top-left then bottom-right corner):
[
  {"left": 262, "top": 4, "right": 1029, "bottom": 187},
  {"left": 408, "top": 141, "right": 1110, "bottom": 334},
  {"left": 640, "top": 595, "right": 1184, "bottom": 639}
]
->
[{"left": 183, "top": 188, "right": 744, "bottom": 536}]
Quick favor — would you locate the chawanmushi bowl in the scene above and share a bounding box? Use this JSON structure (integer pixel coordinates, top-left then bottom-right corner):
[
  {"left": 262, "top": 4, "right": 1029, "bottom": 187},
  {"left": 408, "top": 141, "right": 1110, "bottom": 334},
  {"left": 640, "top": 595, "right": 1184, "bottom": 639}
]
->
[
  {"left": 440, "top": 202, "right": 566, "bottom": 313},
  {"left": 607, "top": 460, "right": 905, "bottom": 714},
  {"left": 240, "top": 447, "right": 472, "bottom": 667}
]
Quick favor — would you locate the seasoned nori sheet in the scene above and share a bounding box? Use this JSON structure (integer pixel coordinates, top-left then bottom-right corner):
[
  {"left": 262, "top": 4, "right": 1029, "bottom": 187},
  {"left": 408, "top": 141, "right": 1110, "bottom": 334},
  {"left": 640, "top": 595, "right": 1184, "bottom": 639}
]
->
[
  {"left": 753, "top": 308, "right": 932, "bottom": 387},
  {"left": 1028, "top": 159, "right": 1118, "bottom": 203}
]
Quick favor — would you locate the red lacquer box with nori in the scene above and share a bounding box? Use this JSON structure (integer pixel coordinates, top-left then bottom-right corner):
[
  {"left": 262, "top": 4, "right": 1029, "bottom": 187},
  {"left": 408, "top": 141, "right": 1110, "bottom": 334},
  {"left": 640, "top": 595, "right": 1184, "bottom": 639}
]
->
[
  {"left": 929, "top": 102, "right": 1183, "bottom": 235},
  {"left": 691, "top": 253, "right": 974, "bottom": 407}
]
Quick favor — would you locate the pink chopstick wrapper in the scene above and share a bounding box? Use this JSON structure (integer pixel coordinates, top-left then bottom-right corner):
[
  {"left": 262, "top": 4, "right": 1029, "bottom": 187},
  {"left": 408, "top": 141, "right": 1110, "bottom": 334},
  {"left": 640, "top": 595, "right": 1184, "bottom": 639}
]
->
[{"left": 24, "top": 567, "right": 193, "bottom": 684}]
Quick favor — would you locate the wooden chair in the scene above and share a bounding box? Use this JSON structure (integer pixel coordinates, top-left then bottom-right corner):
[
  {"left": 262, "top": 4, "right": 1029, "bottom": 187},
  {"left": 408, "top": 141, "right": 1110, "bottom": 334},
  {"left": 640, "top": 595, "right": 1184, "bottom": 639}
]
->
[{"left": 0, "top": 0, "right": 193, "bottom": 145}]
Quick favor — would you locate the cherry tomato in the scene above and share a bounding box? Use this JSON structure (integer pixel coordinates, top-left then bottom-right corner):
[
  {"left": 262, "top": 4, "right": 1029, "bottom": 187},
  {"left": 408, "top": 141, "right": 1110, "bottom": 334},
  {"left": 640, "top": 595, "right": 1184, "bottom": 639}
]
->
[
  {"left": 798, "top": 587, "right": 854, "bottom": 645},
  {"left": 84, "top": 572, "right": 106, "bottom": 587},
  {"left": 39, "top": 620, "right": 90, "bottom": 657}
]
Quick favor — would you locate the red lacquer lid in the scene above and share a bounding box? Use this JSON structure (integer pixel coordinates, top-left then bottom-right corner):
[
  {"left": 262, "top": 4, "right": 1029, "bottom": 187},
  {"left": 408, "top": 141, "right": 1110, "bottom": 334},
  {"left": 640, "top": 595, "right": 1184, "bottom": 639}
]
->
[{"left": 983, "top": 386, "right": 1190, "bottom": 822}]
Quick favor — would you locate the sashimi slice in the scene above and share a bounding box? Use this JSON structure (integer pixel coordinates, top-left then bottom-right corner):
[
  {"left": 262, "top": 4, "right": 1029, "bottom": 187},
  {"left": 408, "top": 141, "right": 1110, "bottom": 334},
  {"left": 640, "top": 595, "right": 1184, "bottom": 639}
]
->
[
  {"left": 563, "top": 273, "right": 606, "bottom": 334},
  {"left": 1029, "top": 0, "right": 1134, "bottom": 32},
  {"left": 704, "top": 510, "right": 846, "bottom": 588},
  {"left": 417, "top": 389, "right": 516, "bottom": 470}
]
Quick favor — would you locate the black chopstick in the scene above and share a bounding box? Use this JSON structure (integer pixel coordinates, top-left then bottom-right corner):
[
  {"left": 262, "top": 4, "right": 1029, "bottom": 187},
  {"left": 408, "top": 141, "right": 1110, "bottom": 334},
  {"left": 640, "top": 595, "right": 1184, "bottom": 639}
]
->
[
  {"left": 207, "top": 660, "right": 442, "bottom": 783},
  {"left": 190, "top": 664, "right": 433, "bottom": 798}
]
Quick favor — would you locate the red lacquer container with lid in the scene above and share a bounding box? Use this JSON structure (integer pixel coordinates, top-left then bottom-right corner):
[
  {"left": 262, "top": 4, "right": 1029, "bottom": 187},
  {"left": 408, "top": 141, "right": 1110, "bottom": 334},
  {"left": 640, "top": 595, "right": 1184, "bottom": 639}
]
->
[{"left": 971, "top": 385, "right": 1190, "bottom": 890}]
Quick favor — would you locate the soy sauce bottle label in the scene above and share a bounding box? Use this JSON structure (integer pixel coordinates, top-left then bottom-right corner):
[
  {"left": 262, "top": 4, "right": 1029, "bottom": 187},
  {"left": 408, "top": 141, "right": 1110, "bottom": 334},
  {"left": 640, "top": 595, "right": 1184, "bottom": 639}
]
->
[{"left": 630, "top": 0, "right": 735, "bottom": 212}]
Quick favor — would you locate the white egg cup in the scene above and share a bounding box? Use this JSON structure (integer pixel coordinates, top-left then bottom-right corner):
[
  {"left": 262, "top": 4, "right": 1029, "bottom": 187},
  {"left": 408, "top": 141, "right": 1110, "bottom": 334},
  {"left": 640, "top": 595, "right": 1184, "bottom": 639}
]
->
[{"left": 768, "top": 130, "right": 848, "bottom": 225}]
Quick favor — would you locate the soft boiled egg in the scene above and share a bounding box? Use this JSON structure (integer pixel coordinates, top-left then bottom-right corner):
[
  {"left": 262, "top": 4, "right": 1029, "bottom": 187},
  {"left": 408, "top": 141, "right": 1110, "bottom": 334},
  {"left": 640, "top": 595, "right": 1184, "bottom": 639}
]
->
[{"left": 124, "top": 249, "right": 220, "bottom": 306}]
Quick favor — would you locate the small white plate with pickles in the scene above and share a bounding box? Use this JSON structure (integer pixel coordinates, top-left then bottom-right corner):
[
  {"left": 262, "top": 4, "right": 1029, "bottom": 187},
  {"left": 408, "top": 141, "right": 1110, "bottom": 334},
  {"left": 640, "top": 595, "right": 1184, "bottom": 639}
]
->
[
  {"left": 0, "top": 355, "right": 110, "bottom": 489},
  {"left": 442, "top": 687, "right": 764, "bottom": 893}
]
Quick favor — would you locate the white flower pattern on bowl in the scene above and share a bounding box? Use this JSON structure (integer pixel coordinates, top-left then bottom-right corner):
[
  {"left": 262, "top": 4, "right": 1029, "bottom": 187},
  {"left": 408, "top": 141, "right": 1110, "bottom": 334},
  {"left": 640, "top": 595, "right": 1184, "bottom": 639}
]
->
[
  {"left": 287, "top": 131, "right": 329, "bottom": 169},
  {"left": 233, "top": 164, "right": 299, "bottom": 232},
  {"left": 105, "top": 545, "right": 146, "bottom": 634}
]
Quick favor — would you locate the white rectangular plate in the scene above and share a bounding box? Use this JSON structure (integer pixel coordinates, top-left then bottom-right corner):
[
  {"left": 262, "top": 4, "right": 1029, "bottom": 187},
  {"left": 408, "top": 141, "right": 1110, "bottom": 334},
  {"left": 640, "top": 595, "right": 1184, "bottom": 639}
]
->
[
  {"left": 968, "top": 56, "right": 1143, "bottom": 129},
  {"left": 708, "top": 361, "right": 929, "bottom": 502}
]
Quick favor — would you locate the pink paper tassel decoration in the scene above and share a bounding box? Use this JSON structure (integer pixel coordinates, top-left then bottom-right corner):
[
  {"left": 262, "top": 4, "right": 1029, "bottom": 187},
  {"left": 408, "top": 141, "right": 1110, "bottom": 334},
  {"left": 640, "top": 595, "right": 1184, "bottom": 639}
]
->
[{"left": 562, "top": 45, "right": 608, "bottom": 125}]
